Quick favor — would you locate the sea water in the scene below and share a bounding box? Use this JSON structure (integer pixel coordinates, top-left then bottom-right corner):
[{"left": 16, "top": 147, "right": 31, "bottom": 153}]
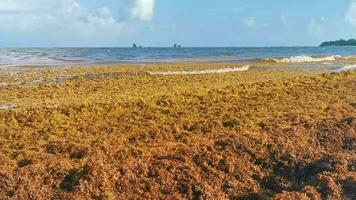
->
[{"left": 0, "top": 46, "right": 356, "bottom": 67}]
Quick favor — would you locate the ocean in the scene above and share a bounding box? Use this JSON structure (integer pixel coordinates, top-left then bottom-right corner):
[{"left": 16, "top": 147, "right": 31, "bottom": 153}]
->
[{"left": 0, "top": 47, "right": 356, "bottom": 67}]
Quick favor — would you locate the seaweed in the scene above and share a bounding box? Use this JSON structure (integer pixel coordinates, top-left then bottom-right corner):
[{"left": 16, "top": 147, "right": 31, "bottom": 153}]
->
[{"left": 0, "top": 64, "right": 355, "bottom": 199}]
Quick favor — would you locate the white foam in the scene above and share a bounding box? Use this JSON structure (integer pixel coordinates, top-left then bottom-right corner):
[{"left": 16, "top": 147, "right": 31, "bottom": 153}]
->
[
  {"left": 343, "top": 56, "right": 356, "bottom": 59},
  {"left": 148, "top": 65, "right": 250, "bottom": 75},
  {"left": 341, "top": 64, "right": 356, "bottom": 71},
  {"left": 270, "top": 55, "right": 337, "bottom": 63}
]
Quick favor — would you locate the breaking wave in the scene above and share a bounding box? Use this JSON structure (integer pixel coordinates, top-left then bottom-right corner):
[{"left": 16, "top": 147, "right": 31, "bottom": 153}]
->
[
  {"left": 267, "top": 55, "right": 340, "bottom": 63},
  {"left": 340, "top": 64, "right": 356, "bottom": 71}
]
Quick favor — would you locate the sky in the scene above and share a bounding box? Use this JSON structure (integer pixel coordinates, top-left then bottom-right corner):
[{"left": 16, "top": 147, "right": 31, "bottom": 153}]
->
[{"left": 0, "top": 0, "right": 355, "bottom": 47}]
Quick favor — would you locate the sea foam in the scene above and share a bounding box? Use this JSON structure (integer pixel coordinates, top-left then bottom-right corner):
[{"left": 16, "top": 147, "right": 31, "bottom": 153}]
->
[
  {"left": 268, "top": 55, "right": 340, "bottom": 63},
  {"left": 341, "top": 64, "right": 356, "bottom": 71},
  {"left": 148, "top": 65, "right": 250, "bottom": 75}
]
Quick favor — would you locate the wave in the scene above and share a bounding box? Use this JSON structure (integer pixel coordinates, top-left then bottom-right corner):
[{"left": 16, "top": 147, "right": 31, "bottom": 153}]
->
[
  {"left": 266, "top": 55, "right": 339, "bottom": 63},
  {"left": 340, "top": 64, "right": 356, "bottom": 71},
  {"left": 330, "top": 64, "right": 356, "bottom": 72}
]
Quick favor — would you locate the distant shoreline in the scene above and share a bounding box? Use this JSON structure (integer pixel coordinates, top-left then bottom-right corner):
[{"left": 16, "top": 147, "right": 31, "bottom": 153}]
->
[{"left": 320, "top": 39, "right": 356, "bottom": 47}]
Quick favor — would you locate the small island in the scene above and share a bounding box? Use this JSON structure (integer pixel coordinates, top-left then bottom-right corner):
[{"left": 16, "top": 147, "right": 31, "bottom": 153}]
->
[
  {"left": 320, "top": 39, "right": 356, "bottom": 46},
  {"left": 132, "top": 43, "right": 143, "bottom": 48},
  {"left": 173, "top": 43, "right": 182, "bottom": 48}
]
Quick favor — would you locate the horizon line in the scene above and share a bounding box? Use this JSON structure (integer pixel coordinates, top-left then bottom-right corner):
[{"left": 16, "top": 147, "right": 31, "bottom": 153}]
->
[{"left": 0, "top": 45, "right": 326, "bottom": 48}]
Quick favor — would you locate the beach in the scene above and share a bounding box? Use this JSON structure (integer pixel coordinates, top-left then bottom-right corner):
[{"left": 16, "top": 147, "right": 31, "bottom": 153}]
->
[
  {"left": 1, "top": 0, "right": 356, "bottom": 198},
  {"left": 0, "top": 60, "right": 355, "bottom": 199}
]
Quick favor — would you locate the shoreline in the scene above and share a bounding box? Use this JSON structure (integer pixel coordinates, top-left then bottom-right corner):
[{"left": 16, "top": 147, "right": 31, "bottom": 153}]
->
[{"left": 1, "top": 54, "right": 356, "bottom": 70}]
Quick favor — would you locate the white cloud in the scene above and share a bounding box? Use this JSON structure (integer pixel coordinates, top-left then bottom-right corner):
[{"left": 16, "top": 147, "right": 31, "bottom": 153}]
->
[
  {"left": 131, "top": 0, "right": 155, "bottom": 21},
  {"left": 345, "top": 1, "right": 356, "bottom": 26},
  {"left": 308, "top": 18, "right": 324, "bottom": 37},
  {"left": 0, "top": 0, "right": 52, "bottom": 12},
  {"left": 0, "top": 0, "right": 157, "bottom": 45},
  {"left": 98, "top": 7, "right": 112, "bottom": 19},
  {"left": 0, "top": 0, "right": 123, "bottom": 31},
  {"left": 242, "top": 17, "right": 257, "bottom": 27}
]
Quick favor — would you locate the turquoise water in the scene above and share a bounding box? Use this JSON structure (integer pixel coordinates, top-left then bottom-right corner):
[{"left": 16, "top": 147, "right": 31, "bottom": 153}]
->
[{"left": 0, "top": 47, "right": 356, "bottom": 67}]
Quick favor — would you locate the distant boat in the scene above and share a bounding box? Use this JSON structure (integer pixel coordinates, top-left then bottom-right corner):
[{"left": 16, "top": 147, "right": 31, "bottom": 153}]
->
[{"left": 174, "top": 44, "right": 182, "bottom": 48}]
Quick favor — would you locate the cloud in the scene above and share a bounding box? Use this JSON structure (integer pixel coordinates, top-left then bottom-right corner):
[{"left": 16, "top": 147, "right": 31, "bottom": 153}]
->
[
  {"left": 308, "top": 18, "right": 324, "bottom": 37},
  {"left": 0, "top": 0, "right": 123, "bottom": 31},
  {"left": 345, "top": 1, "right": 356, "bottom": 26},
  {"left": 242, "top": 17, "right": 257, "bottom": 27},
  {"left": 0, "top": 0, "right": 156, "bottom": 46},
  {"left": 131, "top": 0, "right": 155, "bottom": 21},
  {"left": 0, "top": 0, "right": 52, "bottom": 12}
]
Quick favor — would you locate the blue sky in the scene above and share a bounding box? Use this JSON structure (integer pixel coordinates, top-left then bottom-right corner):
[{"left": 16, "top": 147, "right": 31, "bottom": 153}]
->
[{"left": 0, "top": 0, "right": 355, "bottom": 47}]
